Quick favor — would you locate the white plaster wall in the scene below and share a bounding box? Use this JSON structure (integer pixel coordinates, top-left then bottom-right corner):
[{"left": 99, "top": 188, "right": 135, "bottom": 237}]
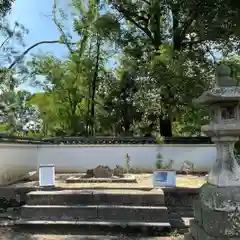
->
[
  {"left": 0, "top": 143, "right": 217, "bottom": 185},
  {"left": 0, "top": 144, "right": 38, "bottom": 185},
  {"left": 38, "top": 144, "right": 216, "bottom": 173}
]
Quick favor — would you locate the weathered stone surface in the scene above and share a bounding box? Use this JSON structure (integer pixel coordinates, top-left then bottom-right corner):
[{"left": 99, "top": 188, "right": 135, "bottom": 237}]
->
[
  {"left": 26, "top": 190, "right": 165, "bottom": 206},
  {"left": 202, "top": 203, "right": 240, "bottom": 237},
  {"left": 188, "top": 64, "right": 240, "bottom": 240},
  {"left": 24, "top": 171, "right": 39, "bottom": 181},
  {"left": 200, "top": 184, "right": 240, "bottom": 212},
  {"left": 193, "top": 200, "right": 202, "bottom": 226},
  {"left": 113, "top": 165, "right": 125, "bottom": 178},
  {"left": 187, "top": 219, "right": 240, "bottom": 240},
  {"left": 21, "top": 205, "right": 168, "bottom": 224},
  {"left": 216, "top": 64, "right": 235, "bottom": 87},
  {"left": 194, "top": 222, "right": 216, "bottom": 240},
  {"left": 84, "top": 169, "right": 94, "bottom": 178},
  {"left": 97, "top": 205, "right": 169, "bottom": 222},
  {"left": 190, "top": 185, "right": 240, "bottom": 238},
  {"left": 93, "top": 165, "right": 113, "bottom": 178},
  {"left": 65, "top": 176, "right": 136, "bottom": 183},
  {"left": 184, "top": 232, "right": 194, "bottom": 240},
  {"left": 21, "top": 205, "right": 98, "bottom": 221},
  {"left": 189, "top": 219, "right": 198, "bottom": 239}
]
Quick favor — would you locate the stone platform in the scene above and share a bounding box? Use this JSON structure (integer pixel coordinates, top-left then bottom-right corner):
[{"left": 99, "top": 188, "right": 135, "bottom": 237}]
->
[
  {"left": 187, "top": 184, "right": 240, "bottom": 239},
  {"left": 16, "top": 189, "right": 170, "bottom": 230},
  {"left": 65, "top": 175, "right": 137, "bottom": 183},
  {"left": 0, "top": 174, "right": 201, "bottom": 235}
]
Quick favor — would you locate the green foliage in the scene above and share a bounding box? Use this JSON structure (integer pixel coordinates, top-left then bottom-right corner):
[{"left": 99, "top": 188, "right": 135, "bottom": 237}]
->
[
  {"left": 0, "top": 0, "right": 14, "bottom": 17},
  {"left": 155, "top": 152, "right": 163, "bottom": 169},
  {"left": 3, "top": 0, "right": 240, "bottom": 138},
  {"left": 156, "top": 135, "right": 164, "bottom": 144}
]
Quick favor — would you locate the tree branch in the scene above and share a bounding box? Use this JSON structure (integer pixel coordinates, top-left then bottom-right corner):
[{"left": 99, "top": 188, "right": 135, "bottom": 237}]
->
[
  {"left": 178, "top": 1, "right": 202, "bottom": 48},
  {"left": 112, "top": 4, "right": 154, "bottom": 42},
  {"left": 52, "top": 0, "right": 74, "bottom": 54},
  {"left": 8, "top": 40, "right": 60, "bottom": 70},
  {"left": 0, "top": 36, "right": 11, "bottom": 49},
  {"left": 0, "top": 24, "right": 16, "bottom": 50}
]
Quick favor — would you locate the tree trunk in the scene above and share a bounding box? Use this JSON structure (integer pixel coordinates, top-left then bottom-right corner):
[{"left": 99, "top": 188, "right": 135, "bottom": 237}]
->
[
  {"left": 159, "top": 117, "right": 173, "bottom": 137},
  {"left": 90, "top": 36, "right": 101, "bottom": 135}
]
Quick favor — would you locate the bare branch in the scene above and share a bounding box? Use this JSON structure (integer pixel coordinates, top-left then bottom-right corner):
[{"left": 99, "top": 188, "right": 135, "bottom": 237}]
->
[
  {"left": 5, "top": 40, "right": 77, "bottom": 72},
  {"left": 0, "top": 24, "right": 17, "bottom": 49},
  {"left": 8, "top": 40, "right": 59, "bottom": 70},
  {"left": 142, "top": 0, "right": 150, "bottom": 5},
  {"left": 0, "top": 36, "right": 11, "bottom": 49}
]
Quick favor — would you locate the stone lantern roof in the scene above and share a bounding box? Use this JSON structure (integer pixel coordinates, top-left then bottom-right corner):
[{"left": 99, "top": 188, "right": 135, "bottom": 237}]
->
[{"left": 193, "top": 64, "right": 240, "bottom": 105}]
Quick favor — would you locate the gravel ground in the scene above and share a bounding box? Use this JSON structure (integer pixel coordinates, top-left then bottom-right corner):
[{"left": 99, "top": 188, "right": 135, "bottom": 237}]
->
[{"left": 13, "top": 174, "right": 205, "bottom": 189}]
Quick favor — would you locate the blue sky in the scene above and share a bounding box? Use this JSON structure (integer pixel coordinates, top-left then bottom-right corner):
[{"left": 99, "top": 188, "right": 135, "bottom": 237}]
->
[
  {"left": 9, "top": 0, "right": 76, "bottom": 92},
  {"left": 8, "top": 0, "right": 118, "bottom": 93}
]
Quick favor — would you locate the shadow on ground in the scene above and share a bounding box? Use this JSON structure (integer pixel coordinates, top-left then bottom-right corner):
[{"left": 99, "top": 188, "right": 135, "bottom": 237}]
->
[{"left": 0, "top": 226, "right": 182, "bottom": 240}]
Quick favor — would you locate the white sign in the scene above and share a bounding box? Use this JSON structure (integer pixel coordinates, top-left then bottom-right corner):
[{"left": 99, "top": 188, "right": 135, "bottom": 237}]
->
[
  {"left": 152, "top": 170, "right": 176, "bottom": 187},
  {"left": 39, "top": 164, "right": 55, "bottom": 187}
]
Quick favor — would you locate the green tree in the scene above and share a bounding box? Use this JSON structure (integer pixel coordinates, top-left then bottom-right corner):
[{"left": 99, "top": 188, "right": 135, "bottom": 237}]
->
[{"left": 105, "top": 0, "right": 240, "bottom": 136}]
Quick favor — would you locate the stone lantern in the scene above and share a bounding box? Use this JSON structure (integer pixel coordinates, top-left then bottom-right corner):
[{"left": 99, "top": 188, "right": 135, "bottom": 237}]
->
[{"left": 186, "top": 64, "right": 240, "bottom": 239}]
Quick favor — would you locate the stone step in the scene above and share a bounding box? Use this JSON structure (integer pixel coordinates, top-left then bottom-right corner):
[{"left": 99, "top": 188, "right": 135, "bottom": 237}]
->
[
  {"left": 168, "top": 207, "right": 194, "bottom": 217},
  {"left": 15, "top": 219, "right": 171, "bottom": 229},
  {"left": 21, "top": 205, "right": 169, "bottom": 223},
  {"left": 26, "top": 190, "right": 165, "bottom": 206}
]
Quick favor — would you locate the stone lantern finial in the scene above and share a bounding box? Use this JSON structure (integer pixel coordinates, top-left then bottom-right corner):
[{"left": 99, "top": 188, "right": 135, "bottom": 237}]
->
[{"left": 216, "top": 64, "right": 235, "bottom": 87}]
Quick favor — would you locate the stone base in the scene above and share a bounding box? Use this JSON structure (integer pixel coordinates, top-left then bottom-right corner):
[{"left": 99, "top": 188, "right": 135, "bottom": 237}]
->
[
  {"left": 186, "top": 183, "right": 240, "bottom": 239},
  {"left": 65, "top": 176, "right": 137, "bottom": 183}
]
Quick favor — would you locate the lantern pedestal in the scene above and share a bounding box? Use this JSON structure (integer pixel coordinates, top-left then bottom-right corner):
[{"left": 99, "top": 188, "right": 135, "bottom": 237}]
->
[
  {"left": 187, "top": 184, "right": 240, "bottom": 239},
  {"left": 186, "top": 65, "right": 240, "bottom": 239}
]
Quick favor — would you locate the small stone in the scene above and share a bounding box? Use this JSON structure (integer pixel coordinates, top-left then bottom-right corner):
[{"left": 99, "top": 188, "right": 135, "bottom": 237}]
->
[
  {"left": 23, "top": 171, "right": 39, "bottom": 181},
  {"left": 84, "top": 169, "right": 94, "bottom": 178},
  {"left": 113, "top": 165, "right": 125, "bottom": 178}
]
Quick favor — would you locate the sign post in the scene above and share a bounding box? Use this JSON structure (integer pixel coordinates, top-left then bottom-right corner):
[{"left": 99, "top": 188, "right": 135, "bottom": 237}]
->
[
  {"left": 39, "top": 164, "right": 55, "bottom": 187},
  {"left": 152, "top": 169, "right": 176, "bottom": 188}
]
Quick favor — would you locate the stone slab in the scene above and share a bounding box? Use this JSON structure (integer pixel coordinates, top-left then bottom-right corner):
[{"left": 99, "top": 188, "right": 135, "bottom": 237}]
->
[
  {"left": 200, "top": 184, "right": 240, "bottom": 212},
  {"left": 202, "top": 203, "right": 240, "bottom": 237},
  {"left": 21, "top": 205, "right": 98, "bottom": 221},
  {"left": 26, "top": 189, "right": 165, "bottom": 206},
  {"left": 193, "top": 200, "right": 202, "bottom": 226},
  {"left": 184, "top": 233, "right": 194, "bottom": 240},
  {"left": 15, "top": 219, "right": 171, "bottom": 229},
  {"left": 65, "top": 176, "right": 137, "bottom": 183},
  {"left": 189, "top": 219, "right": 198, "bottom": 240},
  {"left": 97, "top": 205, "right": 169, "bottom": 223},
  {"left": 168, "top": 215, "right": 193, "bottom": 228},
  {"left": 188, "top": 219, "right": 240, "bottom": 240},
  {"left": 21, "top": 205, "right": 169, "bottom": 223}
]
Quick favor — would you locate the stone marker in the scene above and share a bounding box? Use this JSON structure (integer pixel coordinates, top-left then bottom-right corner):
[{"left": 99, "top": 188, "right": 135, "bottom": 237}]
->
[
  {"left": 93, "top": 165, "right": 113, "bottom": 178},
  {"left": 187, "top": 64, "right": 240, "bottom": 239}
]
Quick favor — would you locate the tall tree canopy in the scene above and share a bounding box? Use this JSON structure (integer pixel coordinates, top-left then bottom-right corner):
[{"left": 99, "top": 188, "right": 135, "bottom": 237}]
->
[{"left": 2, "top": 0, "right": 240, "bottom": 137}]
